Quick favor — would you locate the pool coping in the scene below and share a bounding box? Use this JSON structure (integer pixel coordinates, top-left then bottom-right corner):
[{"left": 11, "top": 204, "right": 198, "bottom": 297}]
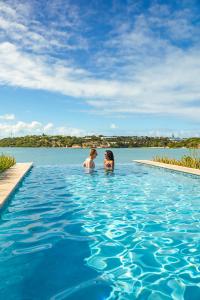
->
[
  {"left": 133, "top": 160, "right": 200, "bottom": 176},
  {"left": 0, "top": 163, "right": 33, "bottom": 208}
]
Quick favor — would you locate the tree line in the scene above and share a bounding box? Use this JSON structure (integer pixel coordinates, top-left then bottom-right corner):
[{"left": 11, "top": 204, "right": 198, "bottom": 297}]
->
[{"left": 0, "top": 135, "right": 199, "bottom": 148}]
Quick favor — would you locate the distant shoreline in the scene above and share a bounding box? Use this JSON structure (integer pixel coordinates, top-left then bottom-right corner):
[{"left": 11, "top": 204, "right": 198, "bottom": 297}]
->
[
  {"left": 0, "top": 135, "right": 199, "bottom": 149},
  {"left": 0, "top": 146, "right": 190, "bottom": 149}
]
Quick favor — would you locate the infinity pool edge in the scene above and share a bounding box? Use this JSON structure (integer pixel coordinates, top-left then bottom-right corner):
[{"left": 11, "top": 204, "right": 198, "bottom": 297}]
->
[
  {"left": 134, "top": 160, "right": 200, "bottom": 176},
  {"left": 0, "top": 162, "right": 33, "bottom": 208}
]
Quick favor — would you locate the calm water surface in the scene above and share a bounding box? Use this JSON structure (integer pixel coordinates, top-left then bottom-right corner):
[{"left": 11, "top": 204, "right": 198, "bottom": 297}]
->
[
  {"left": 0, "top": 147, "right": 198, "bottom": 165},
  {"left": 0, "top": 149, "right": 199, "bottom": 299}
]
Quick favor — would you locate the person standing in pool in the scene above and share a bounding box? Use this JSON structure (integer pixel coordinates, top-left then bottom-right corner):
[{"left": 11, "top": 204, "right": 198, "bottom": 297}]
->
[
  {"left": 83, "top": 148, "right": 97, "bottom": 169},
  {"left": 104, "top": 150, "right": 114, "bottom": 170}
]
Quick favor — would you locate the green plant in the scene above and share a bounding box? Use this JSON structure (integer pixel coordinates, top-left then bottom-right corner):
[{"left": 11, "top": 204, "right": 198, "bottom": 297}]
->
[
  {"left": 0, "top": 154, "right": 16, "bottom": 172},
  {"left": 153, "top": 150, "right": 200, "bottom": 169}
]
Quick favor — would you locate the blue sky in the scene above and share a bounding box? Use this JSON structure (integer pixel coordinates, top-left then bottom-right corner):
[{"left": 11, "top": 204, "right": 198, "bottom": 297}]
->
[{"left": 0, "top": 0, "right": 200, "bottom": 137}]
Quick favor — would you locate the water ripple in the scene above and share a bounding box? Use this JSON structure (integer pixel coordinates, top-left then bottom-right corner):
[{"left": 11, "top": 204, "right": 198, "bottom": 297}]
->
[{"left": 0, "top": 164, "right": 199, "bottom": 299}]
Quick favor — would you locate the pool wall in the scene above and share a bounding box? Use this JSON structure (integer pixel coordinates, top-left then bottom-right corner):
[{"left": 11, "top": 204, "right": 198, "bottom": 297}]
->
[
  {"left": 0, "top": 163, "right": 33, "bottom": 209},
  {"left": 134, "top": 160, "right": 200, "bottom": 176}
]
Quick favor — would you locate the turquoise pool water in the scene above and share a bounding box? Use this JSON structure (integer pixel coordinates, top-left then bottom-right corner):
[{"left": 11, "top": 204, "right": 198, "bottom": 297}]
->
[{"left": 0, "top": 163, "right": 200, "bottom": 299}]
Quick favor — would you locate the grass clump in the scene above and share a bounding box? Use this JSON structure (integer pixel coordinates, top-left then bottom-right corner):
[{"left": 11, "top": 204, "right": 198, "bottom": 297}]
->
[
  {"left": 153, "top": 149, "right": 200, "bottom": 169},
  {"left": 153, "top": 156, "right": 200, "bottom": 169},
  {"left": 0, "top": 154, "right": 16, "bottom": 172}
]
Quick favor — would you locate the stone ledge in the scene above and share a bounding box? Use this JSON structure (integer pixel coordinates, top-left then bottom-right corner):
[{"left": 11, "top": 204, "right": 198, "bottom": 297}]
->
[
  {"left": 133, "top": 160, "right": 200, "bottom": 176},
  {"left": 0, "top": 163, "right": 33, "bottom": 208}
]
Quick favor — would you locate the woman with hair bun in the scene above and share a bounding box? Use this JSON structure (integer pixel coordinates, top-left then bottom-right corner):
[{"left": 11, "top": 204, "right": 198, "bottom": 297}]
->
[{"left": 83, "top": 148, "right": 97, "bottom": 169}]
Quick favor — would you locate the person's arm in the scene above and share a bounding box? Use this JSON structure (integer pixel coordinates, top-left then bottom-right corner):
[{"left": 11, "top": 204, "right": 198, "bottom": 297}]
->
[{"left": 83, "top": 158, "right": 88, "bottom": 167}]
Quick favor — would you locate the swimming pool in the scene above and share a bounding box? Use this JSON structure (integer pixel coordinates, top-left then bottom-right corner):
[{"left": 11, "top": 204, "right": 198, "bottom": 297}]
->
[{"left": 0, "top": 163, "right": 200, "bottom": 299}]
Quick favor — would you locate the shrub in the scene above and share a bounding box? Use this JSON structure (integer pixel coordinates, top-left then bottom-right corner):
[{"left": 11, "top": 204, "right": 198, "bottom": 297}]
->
[
  {"left": 0, "top": 154, "right": 16, "bottom": 172},
  {"left": 153, "top": 151, "right": 200, "bottom": 169}
]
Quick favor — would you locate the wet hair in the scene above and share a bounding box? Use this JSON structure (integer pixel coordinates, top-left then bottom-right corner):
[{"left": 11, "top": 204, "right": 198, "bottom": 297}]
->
[
  {"left": 105, "top": 150, "right": 114, "bottom": 161},
  {"left": 90, "top": 148, "right": 97, "bottom": 158}
]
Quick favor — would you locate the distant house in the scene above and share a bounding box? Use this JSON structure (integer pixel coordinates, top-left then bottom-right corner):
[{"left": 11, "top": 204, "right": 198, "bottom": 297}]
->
[
  {"left": 71, "top": 144, "right": 82, "bottom": 148},
  {"left": 109, "top": 142, "right": 117, "bottom": 145},
  {"left": 100, "top": 143, "right": 111, "bottom": 148},
  {"left": 100, "top": 136, "right": 116, "bottom": 140},
  {"left": 82, "top": 142, "right": 97, "bottom": 148},
  {"left": 169, "top": 137, "right": 183, "bottom": 142}
]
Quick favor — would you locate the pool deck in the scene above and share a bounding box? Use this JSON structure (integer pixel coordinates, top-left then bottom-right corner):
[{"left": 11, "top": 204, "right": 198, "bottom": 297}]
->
[
  {"left": 134, "top": 160, "right": 200, "bottom": 176},
  {"left": 0, "top": 163, "right": 33, "bottom": 208}
]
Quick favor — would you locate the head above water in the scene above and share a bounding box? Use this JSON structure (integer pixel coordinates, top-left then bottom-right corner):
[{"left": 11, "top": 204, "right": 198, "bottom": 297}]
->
[
  {"left": 90, "top": 148, "right": 97, "bottom": 159},
  {"left": 105, "top": 150, "right": 114, "bottom": 161}
]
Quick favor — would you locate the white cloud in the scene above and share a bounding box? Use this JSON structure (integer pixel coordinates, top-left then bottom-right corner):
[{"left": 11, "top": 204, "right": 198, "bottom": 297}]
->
[
  {"left": 145, "top": 129, "right": 200, "bottom": 138},
  {"left": 0, "top": 113, "right": 15, "bottom": 120},
  {"left": 0, "top": 120, "right": 85, "bottom": 137},
  {"left": 43, "top": 123, "right": 54, "bottom": 131},
  {"left": 110, "top": 123, "right": 117, "bottom": 129},
  {"left": 0, "top": 41, "right": 199, "bottom": 121},
  {"left": 0, "top": 1, "right": 199, "bottom": 123},
  {"left": 0, "top": 42, "right": 131, "bottom": 98},
  {"left": 0, "top": 2, "right": 17, "bottom": 18},
  {"left": 55, "top": 126, "right": 85, "bottom": 136},
  {"left": 0, "top": 0, "right": 88, "bottom": 53}
]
